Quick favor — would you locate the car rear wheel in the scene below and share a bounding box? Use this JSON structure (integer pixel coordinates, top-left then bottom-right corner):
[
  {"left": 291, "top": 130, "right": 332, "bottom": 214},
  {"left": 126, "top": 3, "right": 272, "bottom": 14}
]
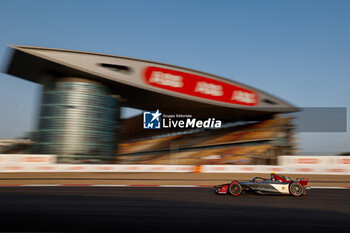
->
[
  {"left": 229, "top": 181, "right": 242, "bottom": 196},
  {"left": 289, "top": 182, "right": 304, "bottom": 197}
]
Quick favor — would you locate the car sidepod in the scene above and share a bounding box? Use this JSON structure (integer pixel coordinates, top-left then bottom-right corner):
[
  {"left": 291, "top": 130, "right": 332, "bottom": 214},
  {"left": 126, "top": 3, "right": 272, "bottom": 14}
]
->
[
  {"left": 240, "top": 181, "right": 290, "bottom": 195},
  {"left": 270, "top": 183, "right": 291, "bottom": 194}
]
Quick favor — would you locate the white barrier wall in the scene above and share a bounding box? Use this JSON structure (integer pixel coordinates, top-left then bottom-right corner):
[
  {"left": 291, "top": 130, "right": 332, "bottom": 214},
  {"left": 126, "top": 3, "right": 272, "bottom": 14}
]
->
[
  {"left": 0, "top": 164, "right": 195, "bottom": 173},
  {"left": 0, "top": 154, "right": 349, "bottom": 174},
  {"left": 0, "top": 154, "right": 56, "bottom": 164},
  {"left": 278, "top": 156, "right": 350, "bottom": 174},
  {"left": 278, "top": 155, "right": 350, "bottom": 166},
  {"left": 0, "top": 164, "right": 348, "bottom": 174},
  {"left": 0, "top": 154, "right": 11, "bottom": 164},
  {"left": 200, "top": 165, "right": 288, "bottom": 173}
]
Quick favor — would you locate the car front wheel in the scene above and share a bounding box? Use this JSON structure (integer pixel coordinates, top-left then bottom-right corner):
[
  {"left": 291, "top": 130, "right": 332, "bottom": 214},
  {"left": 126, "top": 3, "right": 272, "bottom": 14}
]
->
[{"left": 229, "top": 181, "right": 242, "bottom": 196}]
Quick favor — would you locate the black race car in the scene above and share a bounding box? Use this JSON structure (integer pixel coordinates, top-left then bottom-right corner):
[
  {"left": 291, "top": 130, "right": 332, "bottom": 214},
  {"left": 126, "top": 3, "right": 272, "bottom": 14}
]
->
[{"left": 214, "top": 172, "right": 310, "bottom": 197}]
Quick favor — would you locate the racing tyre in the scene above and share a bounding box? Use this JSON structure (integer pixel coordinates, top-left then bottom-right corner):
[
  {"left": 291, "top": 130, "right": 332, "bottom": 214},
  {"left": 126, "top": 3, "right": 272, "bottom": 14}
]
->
[
  {"left": 229, "top": 181, "right": 242, "bottom": 196},
  {"left": 289, "top": 182, "right": 304, "bottom": 197}
]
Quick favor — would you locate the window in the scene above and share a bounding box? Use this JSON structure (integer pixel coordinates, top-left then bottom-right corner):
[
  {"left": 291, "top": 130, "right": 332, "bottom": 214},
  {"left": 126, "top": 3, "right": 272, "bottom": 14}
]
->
[{"left": 99, "top": 63, "right": 131, "bottom": 74}]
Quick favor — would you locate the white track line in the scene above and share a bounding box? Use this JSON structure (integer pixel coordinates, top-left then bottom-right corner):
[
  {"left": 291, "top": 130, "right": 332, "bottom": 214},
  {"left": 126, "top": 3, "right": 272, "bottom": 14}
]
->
[
  {"left": 311, "top": 186, "right": 349, "bottom": 189},
  {"left": 90, "top": 184, "right": 128, "bottom": 187},
  {"left": 21, "top": 184, "right": 62, "bottom": 187}
]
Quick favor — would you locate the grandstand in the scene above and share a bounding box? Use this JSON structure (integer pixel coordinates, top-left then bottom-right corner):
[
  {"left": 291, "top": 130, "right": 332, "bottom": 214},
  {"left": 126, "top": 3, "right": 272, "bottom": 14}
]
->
[
  {"left": 117, "top": 116, "right": 295, "bottom": 165},
  {"left": 0, "top": 139, "right": 33, "bottom": 154}
]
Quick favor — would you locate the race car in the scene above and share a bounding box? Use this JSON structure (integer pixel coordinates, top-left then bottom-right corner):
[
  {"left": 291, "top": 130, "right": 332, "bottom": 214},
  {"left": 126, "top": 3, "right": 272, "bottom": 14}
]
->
[{"left": 214, "top": 172, "right": 310, "bottom": 197}]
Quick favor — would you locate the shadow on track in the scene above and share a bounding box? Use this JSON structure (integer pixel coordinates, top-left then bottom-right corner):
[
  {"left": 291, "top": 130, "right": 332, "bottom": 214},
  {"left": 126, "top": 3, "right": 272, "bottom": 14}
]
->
[{"left": 0, "top": 187, "right": 349, "bottom": 232}]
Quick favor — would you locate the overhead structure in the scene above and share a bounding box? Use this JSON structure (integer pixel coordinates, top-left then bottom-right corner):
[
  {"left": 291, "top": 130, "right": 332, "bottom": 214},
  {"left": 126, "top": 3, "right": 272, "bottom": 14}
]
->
[{"left": 5, "top": 45, "right": 297, "bottom": 163}]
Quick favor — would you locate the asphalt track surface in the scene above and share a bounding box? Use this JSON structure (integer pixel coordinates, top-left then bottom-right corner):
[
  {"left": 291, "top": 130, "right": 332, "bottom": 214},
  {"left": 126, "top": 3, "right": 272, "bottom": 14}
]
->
[{"left": 0, "top": 187, "right": 349, "bottom": 232}]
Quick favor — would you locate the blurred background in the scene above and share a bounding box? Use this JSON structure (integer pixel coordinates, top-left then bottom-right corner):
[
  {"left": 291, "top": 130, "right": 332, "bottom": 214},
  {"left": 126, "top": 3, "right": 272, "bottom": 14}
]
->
[{"left": 0, "top": 1, "right": 349, "bottom": 231}]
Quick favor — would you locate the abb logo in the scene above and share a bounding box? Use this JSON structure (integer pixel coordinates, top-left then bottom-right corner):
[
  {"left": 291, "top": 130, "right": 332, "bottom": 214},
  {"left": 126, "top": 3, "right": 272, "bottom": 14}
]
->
[
  {"left": 37, "top": 166, "right": 54, "bottom": 170},
  {"left": 152, "top": 167, "right": 165, "bottom": 171},
  {"left": 296, "top": 168, "right": 314, "bottom": 172},
  {"left": 294, "top": 158, "right": 320, "bottom": 164},
  {"left": 232, "top": 90, "right": 256, "bottom": 104},
  {"left": 341, "top": 159, "right": 350, "bottom": 164},
  {"left": 148, "top": 71, "right": 183, "bottom": 88},
  {"left": 178, "top": 167, "right": 190, "bottom": 171},
  {"left": 214, "top": 167, "right": 228, "bottom": 171},
  {"left": 268, "top": 168, "right": 282, "bottom": 172},
  {"left": 98, "top": 166, "right": 114, "bottom": 171},
  {"left": 4, "top": 166, "right": 21, "bottom": 170},
  {"left": 194, "top": 82, "right": 223, "bottom": 97},
  {"left": 327, "top": 169, "right": 345, "bottom": 173},
  {"left": 22, "top": 157, "right": 50, "bottom": 163},
  {"left": 144, "top": 66, "right": 258, "bottom": 106},
  {"left": 241, "top": 167, "right": 255, "bottom": 171},
  {"left": 68, "top": 166, "right": 85, "bottom": 170}
]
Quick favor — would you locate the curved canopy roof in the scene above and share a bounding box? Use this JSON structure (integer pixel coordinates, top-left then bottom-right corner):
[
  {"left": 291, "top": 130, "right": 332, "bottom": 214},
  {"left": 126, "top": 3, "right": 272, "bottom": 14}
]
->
[{"left": 5, "top": 45, "right": 298, "bottom": 121}]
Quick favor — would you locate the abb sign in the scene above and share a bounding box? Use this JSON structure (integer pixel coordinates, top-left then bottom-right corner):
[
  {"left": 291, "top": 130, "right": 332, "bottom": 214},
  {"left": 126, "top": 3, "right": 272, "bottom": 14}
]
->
[
  {"left": 144, "top": 66, "right": 258, "bottom": 106},
  {"left": 294, "top": 158, "right": 321, "bottom": 165}
]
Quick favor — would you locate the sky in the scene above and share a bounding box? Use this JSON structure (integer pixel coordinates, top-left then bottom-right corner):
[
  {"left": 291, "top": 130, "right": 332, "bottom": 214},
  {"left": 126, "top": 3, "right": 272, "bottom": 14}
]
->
[{"left": 0, "top": 0, "right": 349, "bottom": 154}]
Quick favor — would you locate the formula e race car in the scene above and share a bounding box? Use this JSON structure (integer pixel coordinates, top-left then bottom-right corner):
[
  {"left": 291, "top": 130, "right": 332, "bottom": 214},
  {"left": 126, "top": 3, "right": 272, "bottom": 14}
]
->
[{"left": 214, "top": 172, "right": 310, "bottom": 197}]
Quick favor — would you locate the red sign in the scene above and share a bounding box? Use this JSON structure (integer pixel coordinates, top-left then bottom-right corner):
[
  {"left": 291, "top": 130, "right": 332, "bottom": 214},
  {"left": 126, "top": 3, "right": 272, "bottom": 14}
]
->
[{"left": 143, "top": 66, "right": 258, "bottom": 106}]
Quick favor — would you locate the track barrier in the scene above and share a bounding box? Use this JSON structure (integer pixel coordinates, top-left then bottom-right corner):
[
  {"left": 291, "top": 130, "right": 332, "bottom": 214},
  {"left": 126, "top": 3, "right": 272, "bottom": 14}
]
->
[{"left": 0, "top": 155, "right": 349, "bottom": 174}]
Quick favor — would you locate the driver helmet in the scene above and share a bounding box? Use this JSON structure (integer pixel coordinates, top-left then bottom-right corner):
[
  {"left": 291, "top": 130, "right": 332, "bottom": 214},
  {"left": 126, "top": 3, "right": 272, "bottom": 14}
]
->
[{"left": 270, "top": 171, "right": 276, "bottom": 181}]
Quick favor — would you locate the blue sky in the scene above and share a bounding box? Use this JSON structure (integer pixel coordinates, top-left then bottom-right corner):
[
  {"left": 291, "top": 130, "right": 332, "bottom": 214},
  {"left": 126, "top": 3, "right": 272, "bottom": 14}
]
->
[{"left": 0, "top": 0, "right": 349, "bottom": 154}]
